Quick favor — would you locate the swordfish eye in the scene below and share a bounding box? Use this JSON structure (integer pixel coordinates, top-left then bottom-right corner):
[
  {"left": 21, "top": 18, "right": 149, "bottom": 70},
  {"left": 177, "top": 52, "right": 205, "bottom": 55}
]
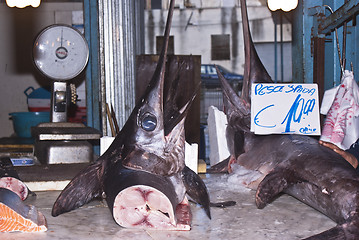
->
[{"left": 141, "top": 113, "right": 157, "bottom": 131}]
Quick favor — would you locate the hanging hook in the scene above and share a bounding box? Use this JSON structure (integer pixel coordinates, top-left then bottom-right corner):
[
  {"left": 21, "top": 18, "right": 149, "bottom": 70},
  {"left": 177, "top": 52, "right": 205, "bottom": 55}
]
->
[
  {"left": 342, "top": 0, "right": 349, "bottom": 71},
  {"left": 324, "top": 5, "right": 345, "bottom": 77}
]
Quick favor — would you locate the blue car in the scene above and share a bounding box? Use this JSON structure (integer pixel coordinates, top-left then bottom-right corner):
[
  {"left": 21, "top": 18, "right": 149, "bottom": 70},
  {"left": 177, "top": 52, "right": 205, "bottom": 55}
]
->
[{"left": 201, "top": 64, "right": 243, "bottom": 89}]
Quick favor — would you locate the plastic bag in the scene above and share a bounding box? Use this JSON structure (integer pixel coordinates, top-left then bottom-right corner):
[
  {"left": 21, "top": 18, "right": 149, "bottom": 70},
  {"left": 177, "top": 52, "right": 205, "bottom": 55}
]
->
[{"left": 320, "top": 70, "right": 359, "bottom": 150}]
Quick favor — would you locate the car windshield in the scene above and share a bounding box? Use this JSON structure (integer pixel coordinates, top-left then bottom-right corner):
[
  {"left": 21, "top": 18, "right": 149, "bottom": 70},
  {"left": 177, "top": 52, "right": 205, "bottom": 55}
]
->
[
  {"left": 216, "top": 65, "right": 231, "bottom": 74},
  {"left": 201, "top": 65, "right": 206, "bottom": 74},
  {"left": 202, "top": 64, "right": 239, "bottom": 76},
  {"left": 207, "top": 66, "right": 217, "bottom": 75}
]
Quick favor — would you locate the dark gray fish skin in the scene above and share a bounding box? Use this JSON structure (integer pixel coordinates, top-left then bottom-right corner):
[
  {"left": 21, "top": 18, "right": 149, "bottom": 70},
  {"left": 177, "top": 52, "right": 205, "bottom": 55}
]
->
[
  {"left": 52, "top": 0, "right": 211, "bottom": 222},
  {"left": 207, "top": 157, "right": 230, "bottom": 173},
  {"left": 182, "top": 166, "right": 211, "bottom": 219},
  {"left": 52, "top": 160, "right": 103, "bottom": 216},
  {"left": 102, "top": 0, "right": 189, "bottom": 177},
  {"left": 217, "top": 0, "right": 359, "bottom": 239}
]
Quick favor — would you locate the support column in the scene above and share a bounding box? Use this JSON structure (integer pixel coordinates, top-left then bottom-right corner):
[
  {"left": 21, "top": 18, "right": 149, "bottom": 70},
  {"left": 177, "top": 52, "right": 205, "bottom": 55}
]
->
[{"left": 97, "top": 0, "right": 145, "bottom": 135}]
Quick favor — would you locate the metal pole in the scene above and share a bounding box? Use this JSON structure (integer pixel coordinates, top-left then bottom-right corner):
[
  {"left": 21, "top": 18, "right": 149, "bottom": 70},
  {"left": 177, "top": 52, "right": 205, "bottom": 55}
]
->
[
  {"left": 274, "top": 20, "right": 277, "bottom": 83},
  {"left": 83, "top": 0, "right": 101, "bottom": 132},
  {"left": 342, "top": 0, "right": 349, "bottom": 73},
  {"left": 280, "top": 11, "right": 283, "bottom": 82},
  {"left": 98, "top": 0, "right": 145, "bottom": 134}
]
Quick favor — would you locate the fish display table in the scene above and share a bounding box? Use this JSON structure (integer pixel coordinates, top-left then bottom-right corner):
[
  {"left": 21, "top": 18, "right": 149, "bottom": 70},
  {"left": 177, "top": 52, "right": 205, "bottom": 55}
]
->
[
  {"left": 14, "top": 163, "right": 89, "bottom": 191},
  {"left": 0, "top": 174, "right": 335, "bottom": 239}
]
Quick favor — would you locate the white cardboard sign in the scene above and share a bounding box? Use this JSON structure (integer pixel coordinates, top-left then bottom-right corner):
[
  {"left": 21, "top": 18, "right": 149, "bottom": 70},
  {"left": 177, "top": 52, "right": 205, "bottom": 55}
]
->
[{"left": 251, "top": 83, "right": 321, "bottom": 135}]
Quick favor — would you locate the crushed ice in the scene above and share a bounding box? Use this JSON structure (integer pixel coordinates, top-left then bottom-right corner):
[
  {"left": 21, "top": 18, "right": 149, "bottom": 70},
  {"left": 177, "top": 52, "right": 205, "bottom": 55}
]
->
[
  {"left": 227, "top": 164, "right": 262, "bottom": 190},
  {"left": 204, "top": 164, "right": 263, "bottom": 193}
]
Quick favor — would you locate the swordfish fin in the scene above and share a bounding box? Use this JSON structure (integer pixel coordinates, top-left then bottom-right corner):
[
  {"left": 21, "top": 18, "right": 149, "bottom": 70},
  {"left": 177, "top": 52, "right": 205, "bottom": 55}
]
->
[
  {"left": 303, "top": 219, "right": 359, "bottom": 240},
  {"left": 303, "top": 225, "right": 346, "bottom": 240},
  {"left": 52, "top": 160, "right": 104, "bottom": 217},
  {"left": 216, "top": 66, "right": 251, "bottom": 132},
  {"left": 182, "top": 166, "right": 211, "bottom": 219},
  {"left": 164, "top": 61, "right": 201, "bottom": 136},
  {"left": 255, "top": 167, "right": 303, "bottom": 209}
]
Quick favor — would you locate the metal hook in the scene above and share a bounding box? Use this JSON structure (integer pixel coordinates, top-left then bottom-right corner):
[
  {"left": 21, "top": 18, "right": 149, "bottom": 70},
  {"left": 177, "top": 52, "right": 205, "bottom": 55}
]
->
[{"left": 323, "top": 5, "right": 345, "bottom": 77}]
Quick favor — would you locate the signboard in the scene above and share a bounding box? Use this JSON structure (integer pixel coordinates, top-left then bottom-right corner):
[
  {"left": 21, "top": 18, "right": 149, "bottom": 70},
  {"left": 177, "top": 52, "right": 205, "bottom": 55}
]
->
[{"left": 251, "top": 83, "right": 321, "bottom": 135}]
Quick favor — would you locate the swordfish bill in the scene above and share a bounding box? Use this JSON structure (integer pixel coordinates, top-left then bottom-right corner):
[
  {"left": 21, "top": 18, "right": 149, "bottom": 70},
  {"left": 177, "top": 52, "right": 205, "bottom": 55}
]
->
[
  {"left": 239, "top": 0, "right": 272, "bottom": 105},
  {"left": 52, "top": 0, "right": 211, "bottom": 230},
  {"left": 216, "top": 0, "right": 359, "bottom": 239}
]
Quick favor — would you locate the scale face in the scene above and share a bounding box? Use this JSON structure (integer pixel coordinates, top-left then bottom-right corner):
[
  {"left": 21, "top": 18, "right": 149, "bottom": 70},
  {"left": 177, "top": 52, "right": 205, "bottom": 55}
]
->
[{"left": 33, "top": 24, "right": 89, "bottom": 81}]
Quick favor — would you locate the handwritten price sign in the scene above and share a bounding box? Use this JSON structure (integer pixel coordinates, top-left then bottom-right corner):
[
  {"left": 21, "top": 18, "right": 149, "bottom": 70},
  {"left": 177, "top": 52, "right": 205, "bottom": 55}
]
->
[{"left": 251, "top": 83, "right": 321, "bottom": 135}]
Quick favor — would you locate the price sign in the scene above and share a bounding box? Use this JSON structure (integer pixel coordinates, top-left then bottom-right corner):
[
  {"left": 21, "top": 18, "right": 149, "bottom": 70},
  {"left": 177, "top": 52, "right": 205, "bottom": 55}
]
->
[{"left": 251, "top": 83, "right": 321, "bottom": 135}]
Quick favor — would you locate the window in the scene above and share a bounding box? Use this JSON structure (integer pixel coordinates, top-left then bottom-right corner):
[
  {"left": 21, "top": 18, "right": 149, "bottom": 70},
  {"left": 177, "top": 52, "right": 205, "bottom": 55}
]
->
[
  {"left": 151, "top": 0, "right": 162, "bottom": 9},
  {"left": 211, "top": 34, "right": 230, "bottom": 60},
  {"left": 156, "top": 36, "right": 174, "bottom": 55}
]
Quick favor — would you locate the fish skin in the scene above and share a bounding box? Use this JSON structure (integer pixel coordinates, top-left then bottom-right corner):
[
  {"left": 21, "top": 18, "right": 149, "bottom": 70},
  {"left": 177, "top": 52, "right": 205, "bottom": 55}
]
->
[
  {"left": 216, "top": 0, "right": 359, "bottom": 239},
  {"left": 101, "top": 0, "right": 188, "bottom": 177},
  {"left": 52, "top": 0, "right": 211, "bottom": 224},
  {"left": 181, "top": 166, "right": 211, "bottom": 219},
  {"left": 51, "top": 160, "right": 103, "bottom": 217}
]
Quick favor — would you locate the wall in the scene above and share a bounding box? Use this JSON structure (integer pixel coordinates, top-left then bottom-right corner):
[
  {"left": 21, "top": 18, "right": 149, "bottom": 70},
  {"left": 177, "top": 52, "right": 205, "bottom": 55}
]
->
[
  {"left": 0, "top": 3, "right": 83, "bottom": 138},
  {"left": 144, "top": 4, "right": 292, "bottom": 81},
  {"left": 160, "top": 0, "right": 266, "bottom": 9}
]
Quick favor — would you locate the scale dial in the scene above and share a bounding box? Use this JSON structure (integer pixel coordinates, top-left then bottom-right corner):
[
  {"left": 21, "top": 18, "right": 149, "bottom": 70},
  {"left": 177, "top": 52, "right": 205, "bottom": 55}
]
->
[{"left": 33, "top": 24, "right": 89, "bottom": 81}]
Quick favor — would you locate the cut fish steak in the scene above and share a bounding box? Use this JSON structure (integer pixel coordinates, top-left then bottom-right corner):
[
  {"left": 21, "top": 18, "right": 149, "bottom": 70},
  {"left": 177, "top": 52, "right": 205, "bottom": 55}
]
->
[
  {"left": 0, "top": 188, "right": 47, "bottom": 233},
  {"left": 113, "top": 185, "right": 191, "bottom": 230},
  {"left": 0, "top": 157, "right": 30, "bottom": 200},
  {"left": 0, "top": 177, "right": 28, "bottom": 201}
]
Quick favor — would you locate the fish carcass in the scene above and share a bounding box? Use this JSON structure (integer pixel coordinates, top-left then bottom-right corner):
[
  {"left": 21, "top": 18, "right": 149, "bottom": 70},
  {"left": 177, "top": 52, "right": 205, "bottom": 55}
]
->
[
  {"left": 52, "top": 0, "right": 211, "bottom": 230},
  {"left": 216, "top": 0, "right": 359, "bottom": 239}
]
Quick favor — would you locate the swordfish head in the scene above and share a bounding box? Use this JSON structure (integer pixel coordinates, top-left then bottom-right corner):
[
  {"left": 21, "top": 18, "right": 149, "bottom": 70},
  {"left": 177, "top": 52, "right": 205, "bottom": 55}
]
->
[
  {"left": 217, "top": 0, "right": 273, "bottom": 136},
  {"left": 104, "top": 0, "right": 196, "bottom": 177},
  {"left": 52, "top": 0, "right": 210, "bottom": 220}
]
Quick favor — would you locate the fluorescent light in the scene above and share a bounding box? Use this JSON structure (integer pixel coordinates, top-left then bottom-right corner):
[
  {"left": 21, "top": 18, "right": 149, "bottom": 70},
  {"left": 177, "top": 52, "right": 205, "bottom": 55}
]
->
[
  {"left": 267, "top": 0, "right": 298, "bottom": 12},
  {"left": 6, "top": 0, "right": 41, "bottom": 8}
]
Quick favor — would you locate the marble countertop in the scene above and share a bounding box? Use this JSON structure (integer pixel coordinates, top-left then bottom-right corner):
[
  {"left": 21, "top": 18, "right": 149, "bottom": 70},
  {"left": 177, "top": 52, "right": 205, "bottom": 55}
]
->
[{"left": 1, "top": 174, "right": 336, "bottom": 240}]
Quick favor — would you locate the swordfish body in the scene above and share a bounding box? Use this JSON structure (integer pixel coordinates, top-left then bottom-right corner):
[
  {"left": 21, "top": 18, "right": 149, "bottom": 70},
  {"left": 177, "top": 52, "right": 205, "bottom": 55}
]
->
[
  {"left": 217, "top": 0, "right": 359, "bottom": 239},
  {"left": 52, "top": 0, "right": 211, "bottom": 230}
]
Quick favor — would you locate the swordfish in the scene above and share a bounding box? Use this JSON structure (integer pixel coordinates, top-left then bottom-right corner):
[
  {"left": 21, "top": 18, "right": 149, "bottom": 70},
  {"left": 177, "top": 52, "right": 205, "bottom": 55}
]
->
[
  {"left": 216, "top": 0, "right": 359, "bottom": 239},
  {"left": 52, "top": 0, "right": 211, "bottom": 230}
]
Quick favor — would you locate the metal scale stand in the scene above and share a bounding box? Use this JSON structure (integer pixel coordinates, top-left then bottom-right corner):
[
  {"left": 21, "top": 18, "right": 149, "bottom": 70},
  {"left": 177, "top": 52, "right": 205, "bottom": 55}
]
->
[{"left": 32, "top": 24, "right": 101, "bottom": 164}]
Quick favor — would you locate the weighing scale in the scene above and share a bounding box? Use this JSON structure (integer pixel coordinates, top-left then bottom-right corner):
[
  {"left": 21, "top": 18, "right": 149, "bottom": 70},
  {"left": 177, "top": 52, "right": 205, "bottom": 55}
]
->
[{"left": 31, "top": 24, "right": 101, "bottom": 164}]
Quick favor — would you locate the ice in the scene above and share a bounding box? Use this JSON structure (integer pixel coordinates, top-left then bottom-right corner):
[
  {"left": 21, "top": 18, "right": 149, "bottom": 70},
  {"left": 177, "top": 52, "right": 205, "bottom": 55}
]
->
[{"left": 226, "top": 164, "right": 262, "bottom": 192}]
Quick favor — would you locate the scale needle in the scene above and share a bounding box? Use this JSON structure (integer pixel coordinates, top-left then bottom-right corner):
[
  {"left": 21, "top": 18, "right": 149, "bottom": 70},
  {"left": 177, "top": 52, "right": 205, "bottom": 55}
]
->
[{"left": 60, "top": 28, "right": 63, "bottom": 47}]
